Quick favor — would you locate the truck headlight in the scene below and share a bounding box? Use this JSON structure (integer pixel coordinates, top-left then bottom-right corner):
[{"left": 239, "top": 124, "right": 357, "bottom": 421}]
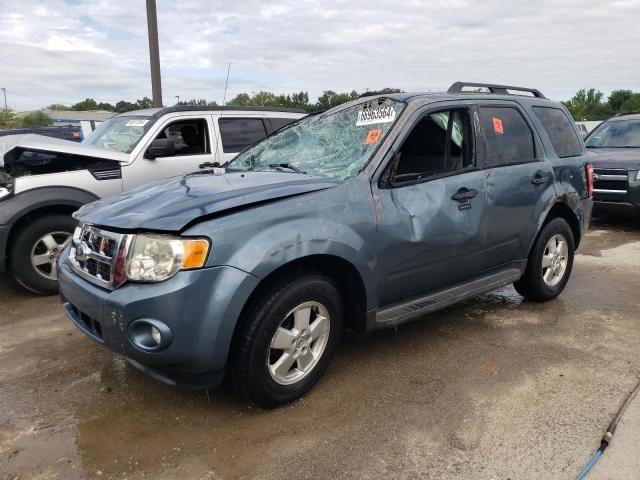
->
[{"left": 126, "top": 234, "right": 210, "bottom": 282}]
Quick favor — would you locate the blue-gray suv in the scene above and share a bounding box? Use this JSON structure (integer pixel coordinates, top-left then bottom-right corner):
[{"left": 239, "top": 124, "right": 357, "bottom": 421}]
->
[{"left": 58, "top": 82, "right": 594, "bottom": 408}]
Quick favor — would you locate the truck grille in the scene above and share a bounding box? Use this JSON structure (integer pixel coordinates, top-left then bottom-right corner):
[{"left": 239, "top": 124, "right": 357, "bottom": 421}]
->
[
  {"left": 68, "top": 224, "right": 129, "bottom": 290},
  {"left": 593, "top": 168, "right": 628, "bottom": 197}
]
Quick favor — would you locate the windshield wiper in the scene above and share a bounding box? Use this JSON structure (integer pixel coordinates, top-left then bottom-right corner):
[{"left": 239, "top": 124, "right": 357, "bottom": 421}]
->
[{"left": 267, "top": 163, "right": 307, "bottom": 174}]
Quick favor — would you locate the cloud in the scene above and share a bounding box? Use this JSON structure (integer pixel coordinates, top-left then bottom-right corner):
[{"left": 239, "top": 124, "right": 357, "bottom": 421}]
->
[{"left": 0, "top": 0, "right": 638, "bottom": 111}]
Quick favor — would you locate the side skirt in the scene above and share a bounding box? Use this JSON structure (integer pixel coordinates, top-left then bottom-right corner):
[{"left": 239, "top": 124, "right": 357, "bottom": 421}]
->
[{"left": 371, "top": 266, "right": 524, "bottom": 330}]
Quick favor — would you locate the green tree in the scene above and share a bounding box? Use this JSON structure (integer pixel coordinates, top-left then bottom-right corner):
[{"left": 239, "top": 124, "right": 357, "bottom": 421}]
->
[
  {"left": 562, "top": 88, "right": 607, "bottom": 120},
  {"left": 71, "top": 98, "right": 99, "bottom": 111},
  {"left": 227, "top": 93, "right": 251, "bottom": 106},
  {"left": 315, "top": 90, "right": 359, "bottom": 111},
  {"left": 607, "top": 90, "right": 633, "bottom": 113},
  {"left": 46, "top": 103, "right": 69, "bottom": 111},
  {"left": 134, "top": 97, "right": 153, "bottom": 110},
  {"left": 620, "top": 93, "right": 640, "bottom": 113},
  {"left": 0, "top": 109, "right": 18, "bottom": 128},
  {"left": 96, "top": 102, "right": 115, "bottom": 111},
  {"left": 178, "top": 98, "right": 219, "bottom": 106},
  {"left": 19, "top": 111, "right": 52, "bottom": 128},
  {"left": 114, "top": 100, "right": 136, "bottom": 113}
]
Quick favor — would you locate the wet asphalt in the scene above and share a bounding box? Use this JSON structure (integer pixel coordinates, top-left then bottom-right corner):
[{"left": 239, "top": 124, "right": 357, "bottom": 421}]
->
[{"left": 1, "top": 214, "right": 640, "bottom": 480}]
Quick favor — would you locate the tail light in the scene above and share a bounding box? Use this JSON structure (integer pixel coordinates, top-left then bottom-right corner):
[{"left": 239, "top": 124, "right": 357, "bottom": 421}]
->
[{"left": 586, "top": 163, "right": 594, "bottom": 197}]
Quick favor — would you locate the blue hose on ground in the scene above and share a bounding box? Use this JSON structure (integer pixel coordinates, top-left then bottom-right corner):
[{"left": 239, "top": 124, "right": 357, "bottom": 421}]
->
[
  {"left": 575, "top": 378, "right": 640, "bottom": 479},
  {"left": 575, "top": 449, "right": 603, "bottom": 480}
]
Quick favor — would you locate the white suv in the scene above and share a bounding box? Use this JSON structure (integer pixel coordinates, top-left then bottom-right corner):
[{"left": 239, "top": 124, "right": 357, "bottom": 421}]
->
[{"left": 0, "top": 106, "right": 306, "bottom": 293}]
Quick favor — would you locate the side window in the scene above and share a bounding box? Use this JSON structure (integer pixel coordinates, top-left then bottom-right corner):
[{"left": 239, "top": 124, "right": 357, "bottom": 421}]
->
[
  {"left": 479, "top": 107, "right": 535, "bottom": 167},
  {"left": 218, "top": 118, "right": 267, "bottom": 153},
  {"left": 153, "top": 118, "right": 210, "bottom": 156},
  {"left": 268, "top": 117, "right": 296, "bottom": 132},
  {"left": 392, "top": 109, "right": 472, "bottom": 184},
  {"left": 533, "top": 107, "right": 582, "bottom": 158}
]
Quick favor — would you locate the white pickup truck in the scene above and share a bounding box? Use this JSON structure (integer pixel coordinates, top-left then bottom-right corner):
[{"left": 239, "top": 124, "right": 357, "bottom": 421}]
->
[{"left": 0, "top": 106, "right": 306, "bottom": 293}]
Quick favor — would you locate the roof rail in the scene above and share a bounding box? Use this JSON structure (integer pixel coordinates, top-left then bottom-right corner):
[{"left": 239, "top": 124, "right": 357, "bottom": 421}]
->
[
  {"left": 614, "top": 111, "right": 640, "bottom": 117},
  {"left": 448, "top": 82, "right": 546, "bottom": 99}
]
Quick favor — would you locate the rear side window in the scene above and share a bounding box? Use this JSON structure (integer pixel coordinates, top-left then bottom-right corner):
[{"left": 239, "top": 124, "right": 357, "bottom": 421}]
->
[
  {"left": 479, "top": 107, "right": 535, "bottom": 167},
  {"left": 533, "top": 107, "right": 582, "bottom": 158},
  {"left": 268, "top": 117, "right": 297, "bottom": 132},
  {"left": 218, "top": 118, "right": 267, "bottom": 153}
]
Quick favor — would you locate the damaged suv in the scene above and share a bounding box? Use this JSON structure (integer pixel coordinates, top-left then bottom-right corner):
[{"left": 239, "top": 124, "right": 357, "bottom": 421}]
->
[
  {"left": 0, "top": 106, "right": 304, "bottom": 293},
  {"left": 59, "top": 83, "right": 593, "bottom": 407}
]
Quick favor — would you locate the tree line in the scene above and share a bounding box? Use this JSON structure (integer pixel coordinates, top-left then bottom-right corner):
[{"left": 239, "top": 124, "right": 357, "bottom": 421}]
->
[
  {"left": 1, "top": 87, "right": 638, "bottom": 130},
  {"left": 562, "top": 89, "right": 640, "bottom": 121}
]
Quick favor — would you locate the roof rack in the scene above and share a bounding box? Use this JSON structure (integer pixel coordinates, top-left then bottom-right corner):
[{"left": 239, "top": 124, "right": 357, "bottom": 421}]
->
[{"left": 448, "top": 82, "right": 546, "bottom": 99}]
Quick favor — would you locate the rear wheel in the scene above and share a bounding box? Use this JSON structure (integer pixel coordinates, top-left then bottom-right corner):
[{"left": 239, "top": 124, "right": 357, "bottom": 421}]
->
[
  {"left": 514, "top": 217, "right": 575, "bottom": 302},
  {"left": 232, "top": 273, "right": 344, "bottom": 408},
  {"left": 9, "top": 214, "right": 76, "bottom": 295}
]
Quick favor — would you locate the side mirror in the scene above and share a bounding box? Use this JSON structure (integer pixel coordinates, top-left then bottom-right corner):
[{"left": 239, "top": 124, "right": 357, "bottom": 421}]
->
[{"left": 146, "top": 138, "right": 175, "bottom": 159}]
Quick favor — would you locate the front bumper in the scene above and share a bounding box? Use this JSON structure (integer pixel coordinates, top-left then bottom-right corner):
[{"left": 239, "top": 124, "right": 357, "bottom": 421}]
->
[
  {"left": 593, "top": 171, "right": 640, "bottom": 210},
  {"left": 58, "top": 247, "right": 260, "bottom": 388}
]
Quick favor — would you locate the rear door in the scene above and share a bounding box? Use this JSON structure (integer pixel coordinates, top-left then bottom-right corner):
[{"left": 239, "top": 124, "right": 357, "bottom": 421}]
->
[
  {"left": 477, "top": 102, "right": 555, "bottom": 267},
  {"left": 214, "top": 116, "right": 270, "bottom": 165}
]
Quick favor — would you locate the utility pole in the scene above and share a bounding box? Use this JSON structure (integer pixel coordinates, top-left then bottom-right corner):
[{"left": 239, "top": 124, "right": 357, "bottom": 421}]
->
[
  {"left": 175, "top": 95, "right": 180, "bottom": 104},
  {"left": 146, "top": 0, "right": 163, "bottom": 107},
  {"left": 1, "top": 88, "right": 7, "bottom": 113}
]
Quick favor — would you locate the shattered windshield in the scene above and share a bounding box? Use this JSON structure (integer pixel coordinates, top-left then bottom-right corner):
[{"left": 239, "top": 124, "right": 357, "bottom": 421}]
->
[
  {"left": 83, "top": 116, "right": 155, "bottom": 154},
  {"left": 227, "top": 98, "right": 405, "bottom": 179}
]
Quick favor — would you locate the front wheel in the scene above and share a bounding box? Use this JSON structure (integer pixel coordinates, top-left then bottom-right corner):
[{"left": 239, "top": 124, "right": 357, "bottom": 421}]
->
[
  {"left": 514, "top": 217, "right": 575, "bottom": 302},
  {"left": 9, "top": 214, "right": 76, "bottom": 295},
  {"left": 232, "top": 273, "right": 344, "bottom": 408}
]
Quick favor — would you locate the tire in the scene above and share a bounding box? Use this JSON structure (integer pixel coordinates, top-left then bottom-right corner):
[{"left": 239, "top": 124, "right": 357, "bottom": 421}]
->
[
  {"left": 9, "top": 214, "right": 76, "bottom": 295},
  {"left": 514, "top": 217, "right": 575, "bottom": 302},
  {"left": 232, "top": 273, "right": 344, "bottom": 408}
]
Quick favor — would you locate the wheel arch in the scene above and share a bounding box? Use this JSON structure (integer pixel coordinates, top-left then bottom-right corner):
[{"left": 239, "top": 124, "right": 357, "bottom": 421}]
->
[{"left": 542, "top": 201, "right": 581, "bottom": 248}]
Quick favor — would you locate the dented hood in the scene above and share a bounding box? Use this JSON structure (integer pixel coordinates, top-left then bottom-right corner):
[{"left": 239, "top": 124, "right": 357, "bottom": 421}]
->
[
  {"left": 74, "top": 171, "right": 343, "bottom": 231},
  {"left": 0, "top": 134, "right": 129, "bottom": 166}
]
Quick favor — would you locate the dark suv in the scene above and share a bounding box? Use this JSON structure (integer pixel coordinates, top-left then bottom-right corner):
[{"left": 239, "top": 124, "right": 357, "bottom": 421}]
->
[
  {"left": 58, "top": 82, "right": 593, "bottom": 408},
  {"left": 585, "top": 112, "right": 640, "bottom": 212}
]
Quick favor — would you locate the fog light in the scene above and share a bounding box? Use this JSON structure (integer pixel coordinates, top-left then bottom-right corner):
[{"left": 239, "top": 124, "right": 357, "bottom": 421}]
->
[
  {"left": 127, "top": 318, "right": 173, "bottom": 351},
  {"left": 151, "top": 326, "right": 162, "bottom": 345}
]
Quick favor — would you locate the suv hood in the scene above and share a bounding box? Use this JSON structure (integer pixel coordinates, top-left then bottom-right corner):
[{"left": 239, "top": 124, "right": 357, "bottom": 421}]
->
[
  {"left": 587, "top": 147, "right": 640, "bottom": 170},
  {"left": 0, "top": 134, "right": 129, "bottom": 166},
  {"left": 74, "top": 171, "right": 343, "bottom": 231}
]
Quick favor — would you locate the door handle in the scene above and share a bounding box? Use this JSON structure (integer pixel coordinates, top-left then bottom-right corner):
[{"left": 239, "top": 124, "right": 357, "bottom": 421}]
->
[
  {"left": 451, "top": 188, "right": 478, "bottom": 202},
  {"left": 531, "top": 173, "right": 548, "bottom": 186},
  {"left": 199, "top": 161, "right": 220, "bottom": 169}
]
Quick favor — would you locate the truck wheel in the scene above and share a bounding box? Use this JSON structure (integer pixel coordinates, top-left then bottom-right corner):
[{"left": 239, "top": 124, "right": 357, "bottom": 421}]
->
[
  {"left": 232, "top": 273, "right": 344, "bottom": 408},
  {"left": 514, "top": 217, "right": 575, "bottom": 302},
  {"left": 9, "top": 214, "right": 76, "bottom": 295}
]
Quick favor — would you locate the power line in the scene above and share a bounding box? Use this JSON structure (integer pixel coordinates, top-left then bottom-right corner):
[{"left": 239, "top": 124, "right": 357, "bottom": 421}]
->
[{"left": 4, "top": 89, "right": 75, "bottom": 106}]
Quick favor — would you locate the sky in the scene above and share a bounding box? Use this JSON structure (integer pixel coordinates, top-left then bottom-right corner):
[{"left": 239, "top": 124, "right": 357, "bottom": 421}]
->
[{"left": 0, "top": 0, "right": 639, "bottom": 111}]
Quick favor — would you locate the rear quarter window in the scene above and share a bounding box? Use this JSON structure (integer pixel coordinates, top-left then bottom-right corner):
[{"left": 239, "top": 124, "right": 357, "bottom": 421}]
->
[
  {"left": 532, "top": 107, "right": 582, "bottom": 158},
  {"left": 479, "top": 106, "right": 536, "bottom": 167}
]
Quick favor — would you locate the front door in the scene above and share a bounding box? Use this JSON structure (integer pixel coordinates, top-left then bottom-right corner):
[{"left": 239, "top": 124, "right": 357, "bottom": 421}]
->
[
  {"left": 123, "top": 115, "right": 215, "bottom": 191},
  {"left": 373, "top": 106, "right": 489, "bottom": 307}
]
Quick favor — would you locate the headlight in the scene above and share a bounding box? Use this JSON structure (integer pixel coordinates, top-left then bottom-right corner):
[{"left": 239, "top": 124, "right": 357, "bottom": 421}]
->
[{"left": 126, "top": 234, "right": 210, "bottom": 282}]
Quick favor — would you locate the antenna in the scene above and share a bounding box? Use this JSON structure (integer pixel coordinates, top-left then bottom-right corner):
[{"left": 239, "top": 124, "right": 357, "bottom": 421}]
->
[{"left": 222, "top": 62, "right": 231, "bottom": 107}]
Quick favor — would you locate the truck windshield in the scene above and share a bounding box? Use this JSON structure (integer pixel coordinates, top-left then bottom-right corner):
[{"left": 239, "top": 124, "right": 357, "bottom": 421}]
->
[
  {"left": 586, "top": 120, "right": 640, "bottom": 148},
  {"left": 83, "top": 116, "right": 155, "bottom": 154},
  {"left": 227, "top": 98, "right": 405, "bottom": 179}
]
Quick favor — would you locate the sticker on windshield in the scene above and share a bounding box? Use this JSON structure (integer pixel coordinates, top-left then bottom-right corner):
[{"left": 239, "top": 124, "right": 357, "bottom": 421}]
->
[
  {"left": 125, "top": 119, "right": 149, "bottom": 127},
  {"left": 356, "top": 106, "right": 396, "bottom": 126},
  {"left": 492, "top": 117, "right": 504, "bottom": 135},
  {"left": 364, "top": 129, "right": 383, "bottom": 145}
]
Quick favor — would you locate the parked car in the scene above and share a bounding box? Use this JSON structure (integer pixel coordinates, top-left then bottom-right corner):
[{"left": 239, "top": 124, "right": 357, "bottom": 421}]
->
[
  {"left": 0, "top": 125, "right": 83, "bottom": 142},
  {"left": 58, "top": 82, "right": 593, "bottom": 408},
  {"left": 585, "top": 112, "right": 640, "bottom": 213},
  {"left": 0, "top": 106, "right": 305, "bottom": 294},
  {"left": 575, "top": 123, "right": 589, "bottom": 138}
]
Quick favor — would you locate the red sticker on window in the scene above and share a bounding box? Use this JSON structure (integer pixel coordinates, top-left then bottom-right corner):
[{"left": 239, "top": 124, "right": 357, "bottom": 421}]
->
[
  {"left": 492, "top": 117, "right": 504, "bottom": 135},
  {"left": 364, "top": 129, "right": 383, "bottom": 144}
]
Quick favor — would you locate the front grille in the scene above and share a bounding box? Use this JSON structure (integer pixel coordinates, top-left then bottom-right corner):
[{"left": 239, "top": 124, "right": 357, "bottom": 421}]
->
[
  {"left": 69, "top": 224, "right": 128, "bottom": 290},
  {"left": 593, "top": 168, "right": 628, "bottom": 193}
]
